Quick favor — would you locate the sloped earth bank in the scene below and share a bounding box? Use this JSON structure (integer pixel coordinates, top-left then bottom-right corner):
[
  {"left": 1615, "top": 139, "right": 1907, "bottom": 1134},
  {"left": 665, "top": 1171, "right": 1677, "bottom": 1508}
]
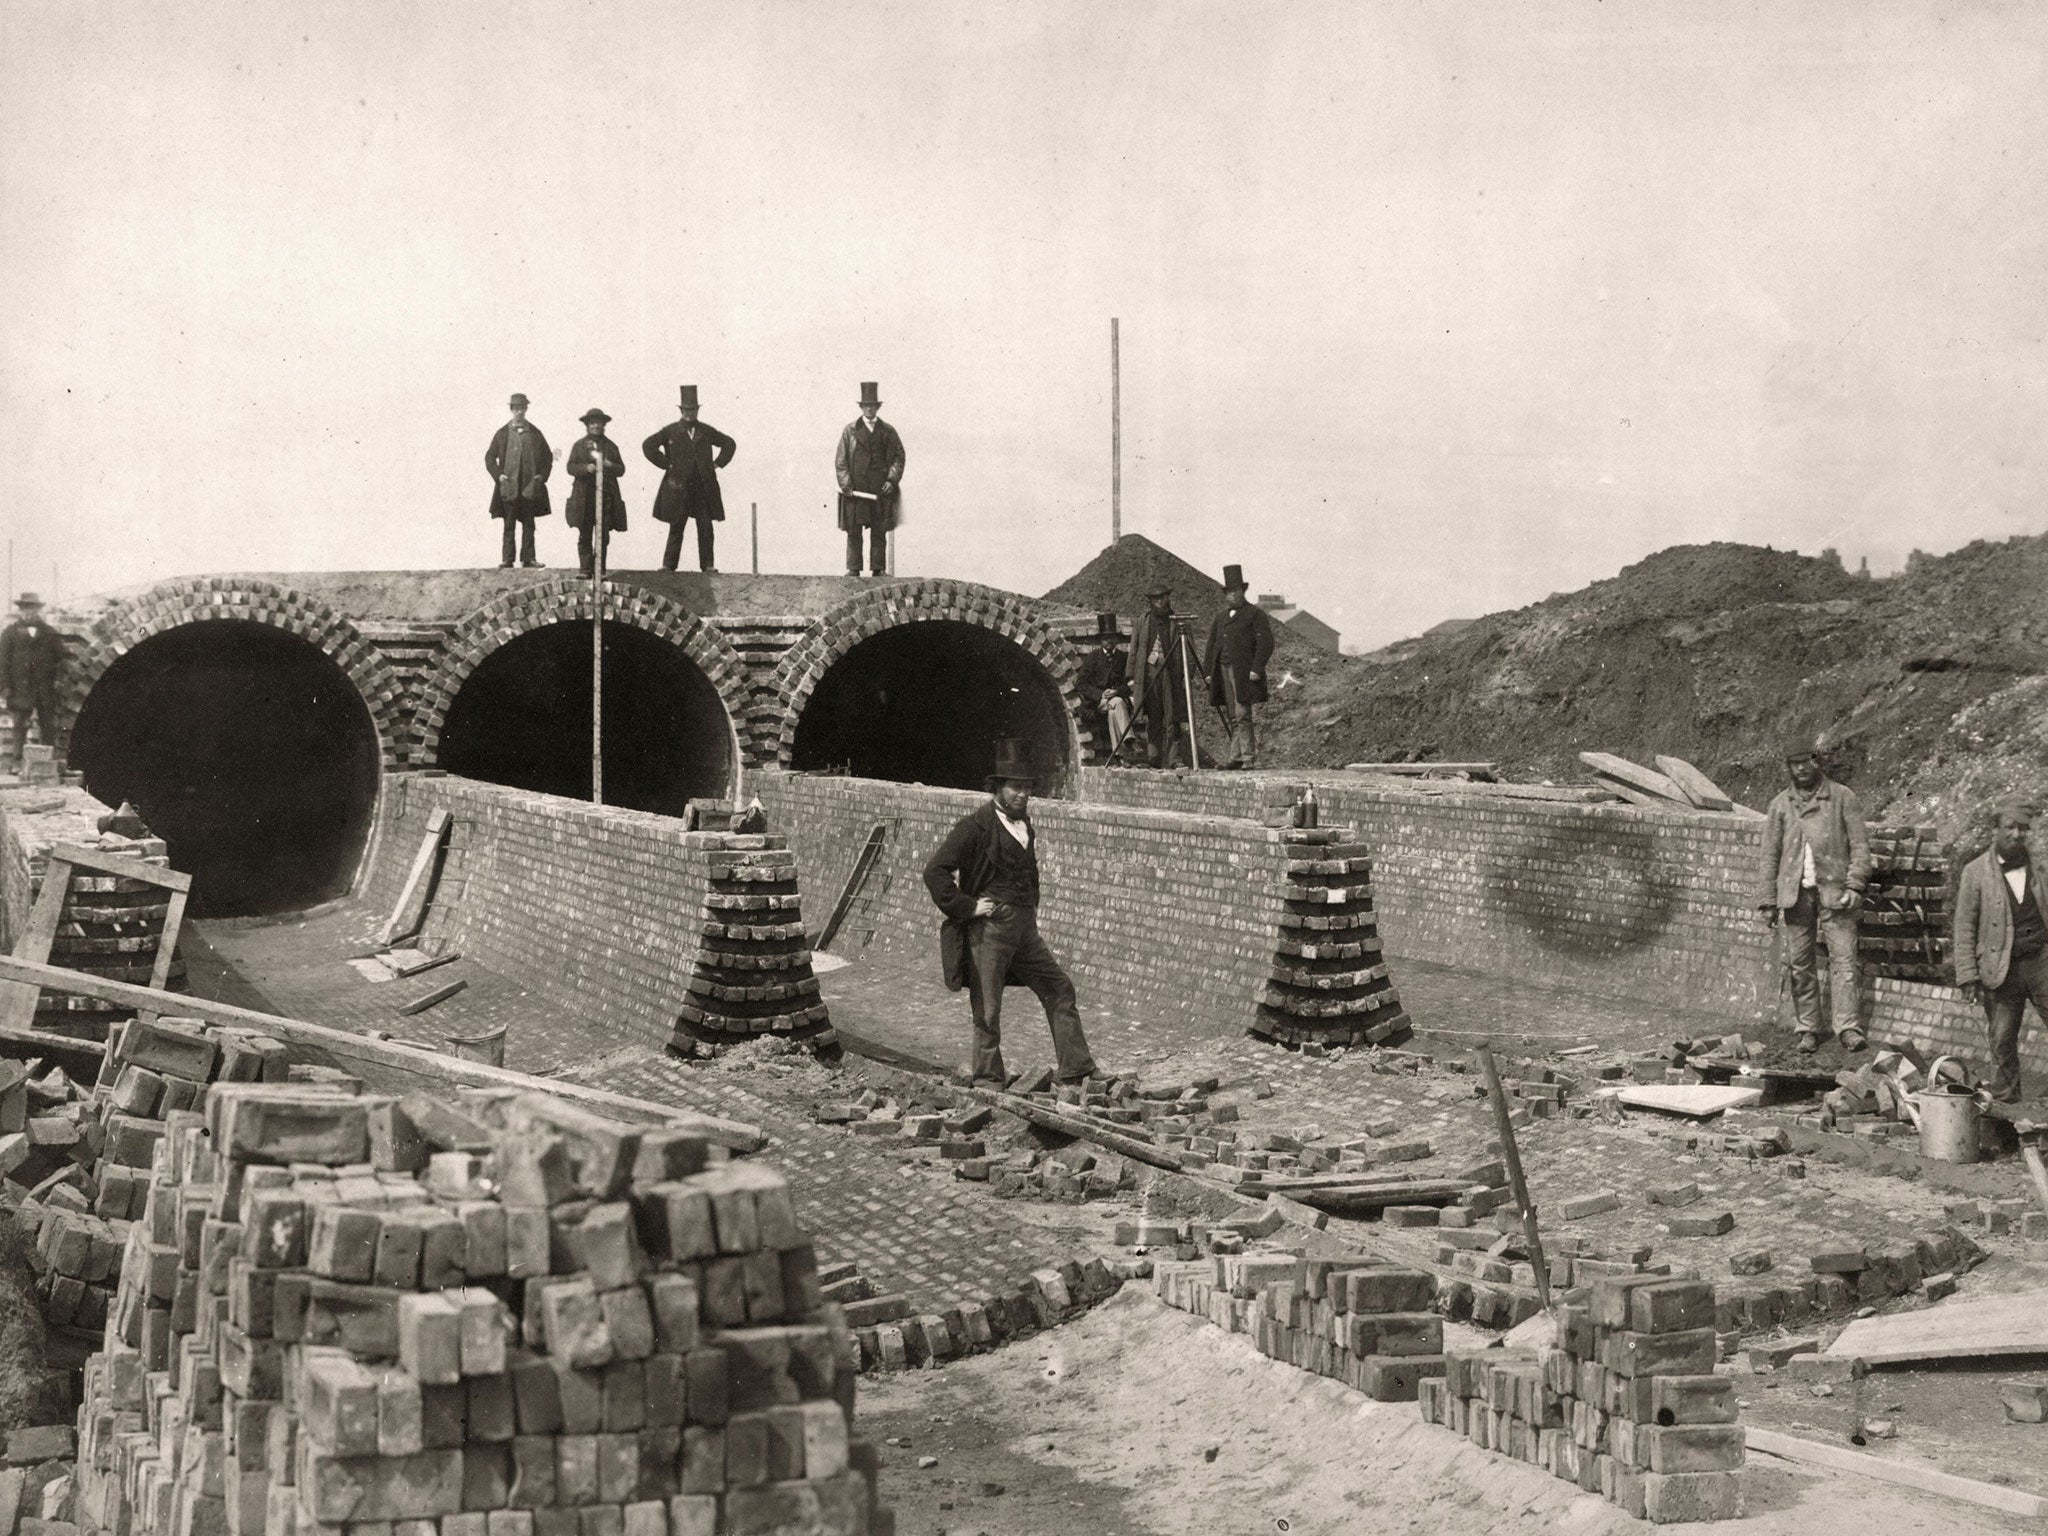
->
[
  {"left": 861, "top": 1288, "right": 2018, "bottom": 1536},
  {"left": 1136, "top": 534, "right": 2048, "bottom": 845}
]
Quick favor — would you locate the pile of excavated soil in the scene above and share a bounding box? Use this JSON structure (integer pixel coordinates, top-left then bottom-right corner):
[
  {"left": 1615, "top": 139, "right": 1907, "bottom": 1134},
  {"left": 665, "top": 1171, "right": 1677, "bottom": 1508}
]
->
[{"left": 1048, "top": 533, "right": 2048, "bottom": 843}]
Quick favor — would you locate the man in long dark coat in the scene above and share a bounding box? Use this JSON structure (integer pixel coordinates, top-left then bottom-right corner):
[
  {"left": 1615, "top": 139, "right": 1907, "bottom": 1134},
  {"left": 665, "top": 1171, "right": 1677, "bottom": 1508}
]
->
[
  {"left": 564, "top": 409, "right": 627, "bottom": 578},
  {"left": 1204, "top": 564, "right": 1276, "bottom": 769},
  {"left": 643, "top": 385, "right": 735, "bottom": 573},
  {"left": 0, "top": 593, "right": 65, "bottom": 773},
  {"left": 1075, "top": 612, "right": 1132, "bottom": 762},
  {"left": 485, "top": 393, "right": 552, "bottom": 568},
  {"left": 922, "top": 737, "right": 1100, "bottom": 1087},
  {"left": 835, "top": 381, "right": 905, "bottom": 576},
  {"left": 1126, "top": 583, "right": 1193, "bottom": 768}
]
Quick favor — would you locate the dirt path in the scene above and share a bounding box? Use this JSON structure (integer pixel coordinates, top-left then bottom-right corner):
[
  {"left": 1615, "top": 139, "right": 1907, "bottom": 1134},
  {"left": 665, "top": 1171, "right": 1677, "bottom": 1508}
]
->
[{"left": 859, "top": 1289, "right": 2037, "bottom": 1536}]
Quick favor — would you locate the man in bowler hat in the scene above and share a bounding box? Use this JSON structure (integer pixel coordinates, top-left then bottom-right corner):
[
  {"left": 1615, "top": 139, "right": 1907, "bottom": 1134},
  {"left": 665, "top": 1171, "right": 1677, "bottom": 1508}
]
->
[
  {"left": 485, "top": 393, "right": 552, "bottom": 568},
  {"left": 835, "top": 382, "right": 905, "bottom": 576},
  {"left": 643, "top": 386, "right": 735, "bottom": 573},
  {"left": 0, "top": 593, "right": 65, "bottom": 773},
  {"left": 565, "top": 410, "right": 627, "bottom": 578},
  {"left": 1205, "top": 564, "right": 1276, "bottom": 769},
  {"left": 923, "top": 738, "right": 1100, "bottom": 1087},
  {"left": 1126, "top": 583, "right": 1194, "bottom": 768}
]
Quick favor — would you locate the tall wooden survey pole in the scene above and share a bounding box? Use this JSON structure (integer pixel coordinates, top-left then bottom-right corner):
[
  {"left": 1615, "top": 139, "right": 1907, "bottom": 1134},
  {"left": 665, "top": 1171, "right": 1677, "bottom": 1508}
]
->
[
  {"left": 1111, "top": 318, "right": 1121, "bottom": 544},
  {"left": 591, "top": 451, "right": 607, "bottom": 807}
]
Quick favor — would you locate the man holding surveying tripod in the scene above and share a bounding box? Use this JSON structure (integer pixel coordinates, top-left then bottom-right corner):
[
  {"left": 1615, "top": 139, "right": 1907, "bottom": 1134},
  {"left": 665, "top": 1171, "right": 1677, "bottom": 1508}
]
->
[{"left": 1125, "top": 582, "right": 1200, "bottom": 768}]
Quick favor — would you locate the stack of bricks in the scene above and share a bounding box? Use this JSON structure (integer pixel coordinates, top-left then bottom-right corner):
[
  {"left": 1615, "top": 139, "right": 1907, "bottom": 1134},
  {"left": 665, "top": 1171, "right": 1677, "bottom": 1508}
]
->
[
  {"left": 1858, "top": 825, "right": 1951, "bottom": 984},
  {"left": 1152, "top": 1255, "right": 1446, "bottom": 1403},
  {"left": 1420, "top": 1275, "right": 1744, "bottom": 1524},
  {"left": 671, "top": 835, "right": 831, "bottom": 1051},
  {"left": 1254, "top": 824, "right": 1411, "bottom": 1050},
  {"left": 70, "top": 1063, "right": 892, "bottom": 1536},
  {"left": 21, "top": 1013, "right": 289, "bottom": 1335}
]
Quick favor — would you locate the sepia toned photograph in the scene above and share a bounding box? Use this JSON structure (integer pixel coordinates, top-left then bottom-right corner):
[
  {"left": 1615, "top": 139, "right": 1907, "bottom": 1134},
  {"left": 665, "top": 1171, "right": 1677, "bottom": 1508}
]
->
[{"left": 3, "top": 3, "right": 2047, "bottom": 1532}]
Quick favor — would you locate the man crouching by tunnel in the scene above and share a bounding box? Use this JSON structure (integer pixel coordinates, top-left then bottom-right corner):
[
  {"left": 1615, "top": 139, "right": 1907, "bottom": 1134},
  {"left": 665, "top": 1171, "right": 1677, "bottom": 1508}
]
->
[{"left": 923, "top": 738, "right": 1101, "bottom": 1090}]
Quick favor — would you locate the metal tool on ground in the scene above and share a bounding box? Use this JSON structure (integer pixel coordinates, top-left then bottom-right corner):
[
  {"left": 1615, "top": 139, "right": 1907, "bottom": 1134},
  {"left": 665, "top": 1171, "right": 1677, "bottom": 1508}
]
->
[
  {"left": 1474, "top": 1042, "right": 1550, "bottom": 1307},
  {"left": 0, "top": 840, "right": 190, "bottom": 1031}
]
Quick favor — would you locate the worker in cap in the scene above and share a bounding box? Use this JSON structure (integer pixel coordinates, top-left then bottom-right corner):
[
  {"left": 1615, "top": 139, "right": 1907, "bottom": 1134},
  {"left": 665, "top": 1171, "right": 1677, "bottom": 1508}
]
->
[
  {"left": 1953, "top": 797, "right": 2048, "bottom": 1102},
  {"left": 835, "top": 382, "right": 906, "bottom": 577},
  {"left": 0, "top": 593, "right": 65, "bottom": 775},
  {"left": 922, "top": 738, "right": 1101, "bottom": 1087},
  {"left": 1076, "top": 612, "right": 1133, "bottom": 763},
  {"left": 1756, "top": 737, "right": 1871, "bottom": 1052},
  {"left": 643, "top": 386, "right": 736, "bottom": 574},
  {"left": 1125, "top": 581, "right": 1196, "bottom": 768},
  {"left": 1204, "top": 564, "right": 1276, "bottom": 770},
  {"left": 565, "top": 410, "right": 627, "bottom": 578},
  {"left": 485, "top": 393, "right": 553, "bottom": 569}
]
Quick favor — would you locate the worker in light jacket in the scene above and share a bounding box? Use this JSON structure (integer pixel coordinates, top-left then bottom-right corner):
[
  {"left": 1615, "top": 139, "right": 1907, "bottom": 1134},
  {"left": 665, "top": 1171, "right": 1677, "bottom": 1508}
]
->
[
  {"left": 922, "top": 737, "right": 1100, "bottom": 1088},
  {"left": 1756, "top": 739, "right": 1871, "bottom": 1053},
  {"left": 1953, "top": 798, "right": 2048, "bottom": 1103}
]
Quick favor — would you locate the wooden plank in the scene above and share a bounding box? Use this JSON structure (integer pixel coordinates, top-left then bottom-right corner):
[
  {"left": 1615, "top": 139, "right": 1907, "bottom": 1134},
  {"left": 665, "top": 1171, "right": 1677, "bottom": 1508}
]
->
[
  {"left": 1298, "top": 1183, "right": 1468, "bottom": 1213},
  {"left": 0, "top": 955, "right": 764, "bottom": 1151},
  {"left": 397, "top": 979, "right": 467, "bottom": 1016},
  {"left": 1609, "top": 1084, "right": 1764, "bottom": 1118},
  {"left": 1745, "top": 1426, "right": 2048, "bottom": 1518},
  {"left": 380, "top": 809, "right": 451, "bottom": 946},
  {"left": 965, "top": 1086, "right": 1185, "bottom": 1173},
  {"left": 1822, "top": 1288, "right": 2048, "bottom": 1367},
  {"left": 1653, "top": 755, "right": 1736, "bottom": 812},
  {"left": 138, "top": 885, "right": 190, "bottom": 1026},
  {"left": 1578, "top": 752, "right": 1695, "bottom": 806},
  {"left": 0, "top": 856, "right": 76, "bottom": 1032},
  {"left": 392, "top": 950, "right": 461, "bottom": 980},
  {"left": 1343, "top": 762, "right": 1498, "bottom": 776},
  {"left": 49, "top": 842, "right": 191, "bottom": 892}
]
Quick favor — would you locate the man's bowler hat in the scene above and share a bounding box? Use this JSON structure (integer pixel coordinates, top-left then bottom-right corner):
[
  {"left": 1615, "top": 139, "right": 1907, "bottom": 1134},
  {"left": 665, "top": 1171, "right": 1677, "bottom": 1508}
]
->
[
  {"left": 14, "top": 593, "right": 41, "bottom": 609},
  {"left": 508, "top": 393, "right": 529, "bottom": 409},
  {"left": 580, "top": 408, "right": 611, "bottom": 426}
]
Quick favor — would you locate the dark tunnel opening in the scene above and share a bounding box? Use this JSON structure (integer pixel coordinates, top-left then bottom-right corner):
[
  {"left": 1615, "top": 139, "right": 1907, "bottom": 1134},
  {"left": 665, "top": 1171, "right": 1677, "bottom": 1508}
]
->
[
  {"left": 437, "top": 620, "right": 733, "bottom": 816},
  {"left": 68, "top": 621, "right": 382, "bottom": 918},
  {"left": 790, "top": 620, "right": 1072, "bottom": 790}
]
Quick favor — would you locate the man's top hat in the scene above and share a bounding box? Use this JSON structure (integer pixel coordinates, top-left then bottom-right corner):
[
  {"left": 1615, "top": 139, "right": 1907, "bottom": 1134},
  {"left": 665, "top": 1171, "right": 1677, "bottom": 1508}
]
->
[
  {"left": 679, "top": 385, "right": 699, "bottom": 410},
  {"left": 14, "top": 593, "right": 41, "bottom": 609},
  {"left": 1095, "top": 611, "right": 1119, "bottom": 638},
  {"left": 1222, "top": 564, "right": 1247, "bottom": 591},
  {"left": 508, "top": 393, "right": 529, "bottom": 409},
  {"left": 580, "top": 408, "right": 611, "bottom": 426},
  {"left": 859, "top": 382, "right": 881, "bottom": 407},
  {"left": 991, "top": 737, "right": 1034, "bottom": 783}
]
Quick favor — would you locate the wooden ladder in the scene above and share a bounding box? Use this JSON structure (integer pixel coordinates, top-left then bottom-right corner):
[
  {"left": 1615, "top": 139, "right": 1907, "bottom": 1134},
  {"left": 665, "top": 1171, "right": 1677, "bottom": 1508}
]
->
[
  {"left": 0, "top": 841, "right": 192, "bottom": 1032},
  {"left": 814, "top": 822, "right": 891, "bottom": 954}
]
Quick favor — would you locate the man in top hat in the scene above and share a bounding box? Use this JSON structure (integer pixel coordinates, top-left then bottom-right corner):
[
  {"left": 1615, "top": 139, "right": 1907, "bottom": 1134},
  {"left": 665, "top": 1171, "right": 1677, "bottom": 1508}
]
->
[
  {"left": 1204, "top": 565, "right": 1276, "bottom": 770},
  {"left": 923, "top": 738, "right": 1100, "bottom": 1088},
  {"left": 835, "top": 382, "right": 905, "bottom": 576},
  {"left": 564, "top": 410, "right": 627, "bottom": 578},
  {"left": 485, "top": 393, "right": 553, "bottom": 569},
  {"left": 643, "top": 387, "right": 736, "bottom": 573},
  {"left": 0, "top": 593, "right": 65, "bottom": 773},
  {"left": 1075, "top": 613, "right": 1132, "bottom": 762},
  {"left": 1954, "top": 798, "right": 2048, "bottom": 1103},
  {"left": 1126, "top": 583, "right": 1194, "bottom": 768},
  {"left": 1757, "top": 737, "right": 1871, "bottom": 1052}
]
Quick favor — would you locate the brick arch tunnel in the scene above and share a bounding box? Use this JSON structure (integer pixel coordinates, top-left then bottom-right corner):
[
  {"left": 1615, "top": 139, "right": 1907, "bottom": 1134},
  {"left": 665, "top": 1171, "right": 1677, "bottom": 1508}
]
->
[
  {"left": 788, "top": 618, "right": 1076, "bottom": 791},
  {"left": 67, "top": 620, "right": 385, "bottom": 917},
  {"left": 435, "top": 619, "right": 737, "bottom": 815}
]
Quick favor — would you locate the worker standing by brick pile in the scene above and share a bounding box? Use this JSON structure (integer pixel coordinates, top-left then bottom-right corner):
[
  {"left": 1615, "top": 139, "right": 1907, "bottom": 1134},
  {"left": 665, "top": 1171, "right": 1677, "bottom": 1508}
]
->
[
  {"left": 1756, "top": 739, "right": 1871, "bottom": 1053},
  {"left": 66, "top": 1033, "right": 892, "bottom": 1536},
  {"left": 1953, "top": 797, "right": 2048, "bottom": 1103}
]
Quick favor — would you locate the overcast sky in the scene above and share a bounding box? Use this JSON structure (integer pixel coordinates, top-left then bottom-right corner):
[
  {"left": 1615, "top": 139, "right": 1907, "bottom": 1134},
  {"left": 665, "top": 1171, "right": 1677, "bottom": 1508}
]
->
[{"left": 3, "top": 1, "right": 2043, "bottom": 649}]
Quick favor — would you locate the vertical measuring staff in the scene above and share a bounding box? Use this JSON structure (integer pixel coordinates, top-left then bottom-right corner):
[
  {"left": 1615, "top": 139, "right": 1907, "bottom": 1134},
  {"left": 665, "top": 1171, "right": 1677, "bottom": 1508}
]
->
[
  {"left": 591, "top": 449, "right": 607, "bottom": 807},
  {"left": 750, "top": 502, "right": 759, "bottom": 574},
  {"left": 1175, "top": 614, "right": 1201, "bottom": 771},
  {"left": 1111, "top": 317, "right": 1121, "bottom": 545}
]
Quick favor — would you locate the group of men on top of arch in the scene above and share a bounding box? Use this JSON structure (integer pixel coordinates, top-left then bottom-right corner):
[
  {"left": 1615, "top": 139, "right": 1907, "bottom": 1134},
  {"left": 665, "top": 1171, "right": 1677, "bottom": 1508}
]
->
[{"left": 483, "top": 383, "right": 903, "bottom": 580}]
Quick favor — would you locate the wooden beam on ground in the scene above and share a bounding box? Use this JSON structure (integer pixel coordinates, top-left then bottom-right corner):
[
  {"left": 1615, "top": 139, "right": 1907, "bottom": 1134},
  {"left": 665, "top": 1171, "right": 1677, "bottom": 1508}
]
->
[
  {"left": 1821, "top": 1287, "right": 2048, "bottom": 1367},
  {"left": 0, "top": 955, "right": 764, "bottom": 1151},
  {"left": 1653, "top": 755, "right": 1736, "bottom": 812},
  {"left": 1745, "top": 1427, "right": 2048, "bottom": 1519},
  {"left": 380, "top": 808, "right": 451, "bottom": 946},
  {"left": 397, "top": 979, "right": 467, "bottom": 1016},
  {"left": 1344, "top": 763, "right": 1498, "bottom": 777},
  {"left": 965, "top": 1086, "right": 1186, "bottom": 1173}
]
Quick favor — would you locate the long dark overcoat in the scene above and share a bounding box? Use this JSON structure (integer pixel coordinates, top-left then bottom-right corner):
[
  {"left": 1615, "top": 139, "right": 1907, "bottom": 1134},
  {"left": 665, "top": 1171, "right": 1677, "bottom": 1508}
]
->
[
  {"left": 485, "top": 421, "right": 554, "bottom": 519},
  {"left": 835, "top": 416, "right": 906, "bottom": 530},
  {"left": 643, "top": 420, "right": 735, "bottom": 525},
  {"left": 1205, "top": 602, "right": 1276, "bottom": 706},
  {"left": 564, "top": 435, "right": 627, "bottom": 532}
]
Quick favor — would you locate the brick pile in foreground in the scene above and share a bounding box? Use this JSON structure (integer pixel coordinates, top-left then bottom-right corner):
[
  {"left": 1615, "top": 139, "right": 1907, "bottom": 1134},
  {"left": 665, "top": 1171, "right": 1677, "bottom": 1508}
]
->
[
  {"left": 1154, "top": 1256, "right": 1744, "bottom": 1525},
  {"left": 66, "top": 1022, "right": 891, "bottom": 1536},
  {"left": 1423, "top": 1275, "right": 1743, "bottom": 1523}
]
